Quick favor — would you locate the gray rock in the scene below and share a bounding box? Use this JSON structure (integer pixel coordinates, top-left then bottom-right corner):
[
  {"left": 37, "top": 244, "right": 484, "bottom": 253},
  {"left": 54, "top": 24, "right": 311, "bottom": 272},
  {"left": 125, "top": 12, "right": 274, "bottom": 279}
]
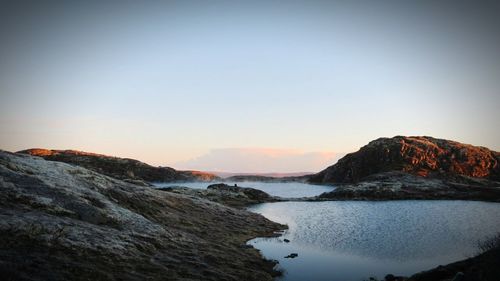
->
[{"left": 0, "top": 150, "right": 285, "bottom": 281}]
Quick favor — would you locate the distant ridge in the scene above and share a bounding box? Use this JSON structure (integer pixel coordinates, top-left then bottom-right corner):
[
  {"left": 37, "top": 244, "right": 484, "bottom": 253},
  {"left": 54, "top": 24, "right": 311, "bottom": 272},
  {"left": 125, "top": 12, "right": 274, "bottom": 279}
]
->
[
  {"left": 310, "top": 136, "right": 500, "bottom": 184},
  {"left": 209, "top": 171, "right": 313, "bottom": 178},
  {"left": 17, "top": 148, "right": 220, "bottom": 183}
]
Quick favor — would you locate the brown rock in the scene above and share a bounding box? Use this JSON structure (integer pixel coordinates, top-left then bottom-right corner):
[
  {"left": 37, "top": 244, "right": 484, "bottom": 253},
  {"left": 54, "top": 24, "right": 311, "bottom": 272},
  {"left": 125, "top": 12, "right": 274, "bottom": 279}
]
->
[{"left": 310, "top": 136, "right": 500, "bottom": 184}]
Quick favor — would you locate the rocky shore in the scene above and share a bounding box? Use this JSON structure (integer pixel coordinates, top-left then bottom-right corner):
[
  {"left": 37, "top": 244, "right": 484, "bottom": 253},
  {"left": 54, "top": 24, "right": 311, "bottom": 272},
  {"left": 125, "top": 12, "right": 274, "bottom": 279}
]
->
[
  {"left": 159, "top": 183, "right": 279, "bottom": 208},
  {"left": 407, "top": 234, "right": 500, "bottom": 281},
  {"left": 317, "top": 171, "right": 500, "bottom": 202},
  {"left": 5, "top": 136, "right": 500, "bottom": 280},
  {"left": 0, "top": 150, "right": 285, "bottom": 281},
  {"left": 310, "top": 136, "right": 500, "bottom": 202}
]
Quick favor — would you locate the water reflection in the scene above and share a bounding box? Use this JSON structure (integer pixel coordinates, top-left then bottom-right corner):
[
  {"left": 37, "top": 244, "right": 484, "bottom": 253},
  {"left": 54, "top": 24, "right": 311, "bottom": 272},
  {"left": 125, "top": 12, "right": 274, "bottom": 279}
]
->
[{"left": 248, "top": 201, "right": 500, "bottom": 281}]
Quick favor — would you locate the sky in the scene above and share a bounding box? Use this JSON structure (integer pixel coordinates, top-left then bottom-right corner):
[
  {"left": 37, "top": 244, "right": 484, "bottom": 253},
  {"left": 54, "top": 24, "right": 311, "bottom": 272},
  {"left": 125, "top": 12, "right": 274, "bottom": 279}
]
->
[{"left": 1, "top": 1, "right": 499, "bottom": 172}]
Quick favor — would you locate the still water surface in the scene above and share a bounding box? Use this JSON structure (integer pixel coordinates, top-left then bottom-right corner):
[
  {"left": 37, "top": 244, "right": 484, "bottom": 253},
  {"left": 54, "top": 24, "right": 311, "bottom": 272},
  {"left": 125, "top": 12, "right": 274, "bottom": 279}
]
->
[
  {"left": 153, "top": 181, "right": 334, "bottom": 198},
  {"left": 248, "top": 200, "right": 500, "bottom": 281}
]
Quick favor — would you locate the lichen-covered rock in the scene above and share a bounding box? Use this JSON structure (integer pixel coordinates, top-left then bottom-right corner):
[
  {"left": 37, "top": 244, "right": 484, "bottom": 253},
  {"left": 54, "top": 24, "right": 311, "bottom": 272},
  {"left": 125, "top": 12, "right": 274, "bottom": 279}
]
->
[
  {"left": 17, "top": 148, "right": 220, "bottom": 183},
  {"left": 0, "top": 150, "right": 284, "bottom": 281},
  {"left": 310, "top": 136, "right": 500, "bottom": 184}
]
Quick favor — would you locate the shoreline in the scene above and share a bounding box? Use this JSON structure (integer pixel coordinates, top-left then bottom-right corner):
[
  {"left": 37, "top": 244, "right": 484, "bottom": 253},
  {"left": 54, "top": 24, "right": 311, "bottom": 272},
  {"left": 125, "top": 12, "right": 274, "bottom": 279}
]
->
[
  {"left": 243, "top": 197, "right": 500, "bottom": 281},
  {"left": 4, "top": 148, "right": 499, "bottom": 280},
  {"left": 0, "top": 151, "right": 288, "bottom": 281}
]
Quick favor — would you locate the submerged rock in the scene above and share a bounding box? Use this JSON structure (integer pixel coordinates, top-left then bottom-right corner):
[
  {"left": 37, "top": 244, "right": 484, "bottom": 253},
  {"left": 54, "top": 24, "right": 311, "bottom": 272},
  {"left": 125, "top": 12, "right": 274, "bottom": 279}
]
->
[
  {"left": 452, "top": 272, "right": 464, "bottom": 281},
  {"left": 284, "top": 253, "right": 298, "bottom": 259}
]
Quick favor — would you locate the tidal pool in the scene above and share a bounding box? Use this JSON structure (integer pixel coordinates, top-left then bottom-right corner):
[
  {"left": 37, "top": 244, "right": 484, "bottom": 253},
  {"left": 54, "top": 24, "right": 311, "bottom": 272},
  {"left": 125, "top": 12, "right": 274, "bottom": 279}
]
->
[{"left": 248, "top": 200, "right": 500, "bottom": 281}]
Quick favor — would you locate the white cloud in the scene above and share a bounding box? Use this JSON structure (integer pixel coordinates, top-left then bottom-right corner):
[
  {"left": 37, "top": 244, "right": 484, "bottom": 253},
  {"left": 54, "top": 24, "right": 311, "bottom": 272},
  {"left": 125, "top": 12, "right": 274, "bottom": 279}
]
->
[{"left": 174, "top": 148, "right": 344, "bottom": 173}]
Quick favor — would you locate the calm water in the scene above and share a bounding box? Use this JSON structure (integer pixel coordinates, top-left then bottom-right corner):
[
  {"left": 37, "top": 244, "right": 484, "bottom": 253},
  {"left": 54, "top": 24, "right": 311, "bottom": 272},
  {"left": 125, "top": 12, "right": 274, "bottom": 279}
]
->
[
  {"left": 248, "top": 200, "right": 500, "bottom": 281},
  {"left": 153, "top": 181, "right": 334, "bottom": 198}
]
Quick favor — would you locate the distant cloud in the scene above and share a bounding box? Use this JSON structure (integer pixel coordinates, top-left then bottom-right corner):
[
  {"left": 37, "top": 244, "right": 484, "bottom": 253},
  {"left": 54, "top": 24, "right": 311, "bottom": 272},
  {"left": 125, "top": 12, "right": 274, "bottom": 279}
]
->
[{"left": 174, "top": 148, "right": 345, "bottom": 173}]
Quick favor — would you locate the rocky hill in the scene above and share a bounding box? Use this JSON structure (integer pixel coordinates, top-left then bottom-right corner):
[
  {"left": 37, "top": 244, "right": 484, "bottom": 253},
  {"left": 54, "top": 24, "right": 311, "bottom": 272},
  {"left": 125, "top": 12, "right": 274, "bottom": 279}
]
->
[
  {"left": 0, "top": 150, "right": 283, "bottom": 281},
  {"left": 17, "top": 149, "right": 220, "bottom": 183},
  {"left": 310, "top": 136, "right": 500, "bottom": 184}
]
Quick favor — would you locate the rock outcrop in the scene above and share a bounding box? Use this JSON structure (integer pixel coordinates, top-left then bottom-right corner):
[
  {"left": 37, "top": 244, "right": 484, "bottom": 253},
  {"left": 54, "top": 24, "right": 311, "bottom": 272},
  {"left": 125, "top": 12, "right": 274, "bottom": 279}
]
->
[
  {"left": 311, "top": 136, "right": 500, "bottom": 201},
  {"left": 0, "top": 150, "right": 284, "bottom": 281},
  {"left": 17, "top": 148, "right": 220, "bottom": 183},
  {"left": 317, "top": 171, "right": 500, "bottom": 202},
  {"left": 160, "top": 183, "right": 277, "bottom": 208},
  {"left": 310, "top": 136, "right": 500, "bottom": 184}
]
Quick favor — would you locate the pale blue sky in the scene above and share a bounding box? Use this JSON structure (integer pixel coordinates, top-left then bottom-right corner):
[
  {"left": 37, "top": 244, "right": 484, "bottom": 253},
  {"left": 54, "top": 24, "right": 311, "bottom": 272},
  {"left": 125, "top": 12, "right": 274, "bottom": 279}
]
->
[{"left": 1, "top": 1, "right": 499, "bottom": 170}]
